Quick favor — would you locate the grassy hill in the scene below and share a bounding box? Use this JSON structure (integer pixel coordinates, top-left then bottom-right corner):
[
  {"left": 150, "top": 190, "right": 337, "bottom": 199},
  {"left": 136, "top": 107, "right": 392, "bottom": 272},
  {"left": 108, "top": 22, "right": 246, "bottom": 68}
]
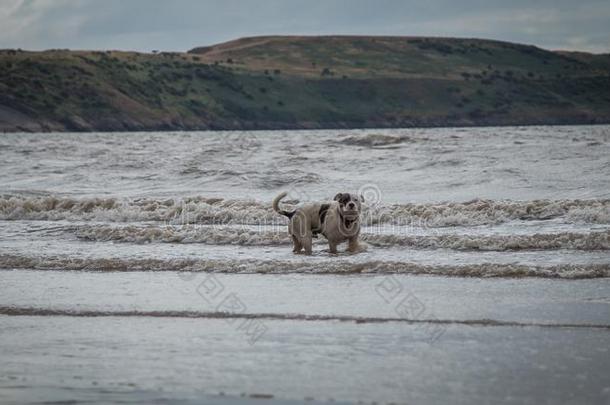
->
[{"left": 2, "top": 35, "right": 610, "bottom": 132}]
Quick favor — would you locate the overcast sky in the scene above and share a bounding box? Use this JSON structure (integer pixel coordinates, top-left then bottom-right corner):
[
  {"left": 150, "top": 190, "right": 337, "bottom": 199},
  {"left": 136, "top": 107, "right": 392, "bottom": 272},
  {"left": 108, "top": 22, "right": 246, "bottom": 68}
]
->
[{"left": 1, "top": 0, "right": 609, "bottom": 53}]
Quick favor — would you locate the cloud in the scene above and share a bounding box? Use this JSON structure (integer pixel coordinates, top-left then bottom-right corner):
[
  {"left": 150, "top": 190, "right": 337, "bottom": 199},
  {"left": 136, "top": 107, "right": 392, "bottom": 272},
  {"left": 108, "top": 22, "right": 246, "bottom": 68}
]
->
[
  {"left": 0, "top": 0, "right": 608, "bottom": 53},
  {"left": 0, "top": 0, "right": 90, "bottom": 48}
]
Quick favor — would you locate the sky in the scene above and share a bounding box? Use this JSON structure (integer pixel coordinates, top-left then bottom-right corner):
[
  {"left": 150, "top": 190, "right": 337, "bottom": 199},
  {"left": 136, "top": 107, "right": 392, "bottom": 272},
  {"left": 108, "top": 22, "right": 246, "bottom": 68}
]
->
[{"left": 1, "top": 0, "right": 609, "bottom": 53}]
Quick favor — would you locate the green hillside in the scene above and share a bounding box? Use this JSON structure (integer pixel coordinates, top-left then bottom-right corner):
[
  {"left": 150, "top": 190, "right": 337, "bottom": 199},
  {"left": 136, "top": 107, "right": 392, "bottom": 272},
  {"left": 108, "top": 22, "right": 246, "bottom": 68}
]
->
[{"left": 1, "top": 36, "right": 610, "bottom": 132}]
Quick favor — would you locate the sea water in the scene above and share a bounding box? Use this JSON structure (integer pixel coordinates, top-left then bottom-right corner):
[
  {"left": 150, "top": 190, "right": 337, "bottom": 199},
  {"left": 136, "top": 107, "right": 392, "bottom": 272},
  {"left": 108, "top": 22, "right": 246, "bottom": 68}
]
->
[{"left": 1, "top": 125, "right": 609, "bottom": 404}]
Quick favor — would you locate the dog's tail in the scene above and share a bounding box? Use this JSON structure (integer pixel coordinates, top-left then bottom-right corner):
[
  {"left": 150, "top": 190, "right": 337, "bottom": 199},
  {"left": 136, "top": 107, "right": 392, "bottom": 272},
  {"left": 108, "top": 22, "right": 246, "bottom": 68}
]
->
[{"left": 272, "top": 191, "right": 295, "bottom": 218}]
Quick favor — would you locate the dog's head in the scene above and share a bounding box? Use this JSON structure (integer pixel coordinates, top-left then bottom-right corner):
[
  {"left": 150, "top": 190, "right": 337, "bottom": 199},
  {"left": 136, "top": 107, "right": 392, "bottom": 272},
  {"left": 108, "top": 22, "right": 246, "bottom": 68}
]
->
[{"left": 333, "top": 193, "right": 363, "bottom": 220}]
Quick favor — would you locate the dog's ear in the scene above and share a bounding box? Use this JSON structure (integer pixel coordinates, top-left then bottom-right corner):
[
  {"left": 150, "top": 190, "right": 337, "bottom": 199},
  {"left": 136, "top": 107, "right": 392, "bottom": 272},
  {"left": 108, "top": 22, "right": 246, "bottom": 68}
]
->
[
  {"left": 359, "top": 194, "right": 365, "bottom": 202},
  {"left": 333, "top": 193, "right": 343, "bottom": 201}
]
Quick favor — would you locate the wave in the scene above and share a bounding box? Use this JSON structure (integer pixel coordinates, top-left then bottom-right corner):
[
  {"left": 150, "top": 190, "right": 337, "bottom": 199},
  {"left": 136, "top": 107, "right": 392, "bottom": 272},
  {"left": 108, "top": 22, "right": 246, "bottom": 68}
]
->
[
  {"left": 76, "top": 224, "right": 293, "bottom": 245},
  {"left": 1, "top": 195, "right": 609, "bottom": 226},
  {"left": 337, "top": 133, "right": 412, "bottom": 147},
  {"left": 1, "top": 254, "right": 608, "bottom": 279},
  {"left": 74, "top": 224, "right": 610, "bottom": 251},
  {"left": 365, "top": 230, "right": 610, "bottom": 251},
  {"left": 381, "top": 198, "right": 610, "bottom": 227},
  {"left": 0, "top": 195, "right": 274, "bottom": 223},
  {"left": 1, "top": 306, "right": 607, "bottom": 329}
]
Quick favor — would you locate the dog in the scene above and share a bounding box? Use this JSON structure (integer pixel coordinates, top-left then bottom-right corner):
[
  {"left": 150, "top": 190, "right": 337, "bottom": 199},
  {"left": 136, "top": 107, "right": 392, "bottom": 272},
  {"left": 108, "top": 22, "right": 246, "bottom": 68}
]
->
[{"left": 273, "top": 191, "right": 364, "bottom": 254}]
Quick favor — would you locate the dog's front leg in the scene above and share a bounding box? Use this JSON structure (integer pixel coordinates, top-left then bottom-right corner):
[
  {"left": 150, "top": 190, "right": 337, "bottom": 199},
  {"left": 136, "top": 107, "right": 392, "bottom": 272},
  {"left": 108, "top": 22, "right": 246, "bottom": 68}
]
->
[
  {"left": 347, "top": 237, "right": 360, "bottom": 253},
  {"left": 328, "top": 241, "right": 338, "bottom": 254}
]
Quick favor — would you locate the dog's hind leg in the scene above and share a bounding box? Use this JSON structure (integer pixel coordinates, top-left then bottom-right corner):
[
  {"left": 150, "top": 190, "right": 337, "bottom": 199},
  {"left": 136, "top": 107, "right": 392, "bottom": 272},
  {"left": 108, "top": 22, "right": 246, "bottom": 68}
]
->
[
  {"left": 292, "top": 235, "right": 303, "bottom": 254},
  {"left": 301, "top": 234, "right": 313, "bottom": 255}
]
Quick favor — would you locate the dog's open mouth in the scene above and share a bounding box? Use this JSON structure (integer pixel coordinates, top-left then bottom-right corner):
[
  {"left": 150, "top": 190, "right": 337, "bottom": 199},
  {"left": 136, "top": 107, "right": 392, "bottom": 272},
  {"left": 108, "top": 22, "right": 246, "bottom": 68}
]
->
[{"left": 341, "top": 210, "right": 360, "bottom": 219}]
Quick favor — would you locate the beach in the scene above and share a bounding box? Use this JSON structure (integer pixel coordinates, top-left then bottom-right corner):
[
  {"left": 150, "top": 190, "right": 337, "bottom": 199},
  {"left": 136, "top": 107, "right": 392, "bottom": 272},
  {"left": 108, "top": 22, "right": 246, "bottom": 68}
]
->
[{"left": 1, "top": 125, "right": 609, "bottom": 404}]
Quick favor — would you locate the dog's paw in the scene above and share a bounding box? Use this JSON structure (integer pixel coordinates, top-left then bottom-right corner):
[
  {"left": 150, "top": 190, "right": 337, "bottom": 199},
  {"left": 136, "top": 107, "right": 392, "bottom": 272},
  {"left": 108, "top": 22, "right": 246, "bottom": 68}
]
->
[{"left": 347, "top": 242, "right": 368, "bottom": 254}]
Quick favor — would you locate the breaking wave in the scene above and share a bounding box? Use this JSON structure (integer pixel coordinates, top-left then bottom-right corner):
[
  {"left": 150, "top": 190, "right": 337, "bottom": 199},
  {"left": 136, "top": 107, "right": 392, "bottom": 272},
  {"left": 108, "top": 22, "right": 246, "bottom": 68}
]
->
[
  {"left": 76, "top": 224, "right": 292, "bottom": 245},
  {"left": 1, "top": 254, "right": 608, "bottom": 279},
  {"left": 1, "top": 195, "right": 609, "bottom": 226},
  {"left": 74, "top": 224, "right": 610, "bottom": 251},
  {"left": 380, "top": 198, "right": 610, "bottom": 227}
]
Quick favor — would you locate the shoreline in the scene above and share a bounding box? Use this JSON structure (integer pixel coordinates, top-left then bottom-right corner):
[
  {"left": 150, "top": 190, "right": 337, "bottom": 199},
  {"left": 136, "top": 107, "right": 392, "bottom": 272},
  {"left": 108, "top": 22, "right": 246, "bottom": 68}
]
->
[{"left": 3, "top": 119, "right": 610, "bottom": 134}]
